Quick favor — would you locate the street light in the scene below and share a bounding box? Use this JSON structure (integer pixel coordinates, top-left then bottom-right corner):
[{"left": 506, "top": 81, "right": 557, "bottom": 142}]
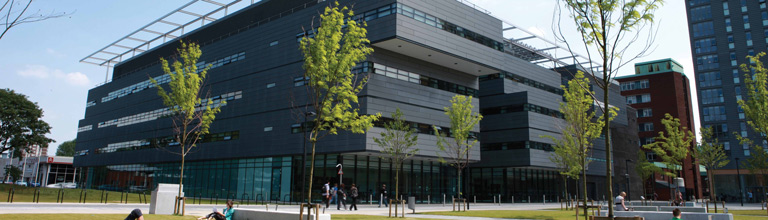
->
[
  {"left": 301, "top": 111, "right": 316, "bottom": 204},
  {"left": 625, "top": 159, "right": 633, "bottom": 201},
  {"left": 736, "top": 157, "right": 743, "bottom": 206}
]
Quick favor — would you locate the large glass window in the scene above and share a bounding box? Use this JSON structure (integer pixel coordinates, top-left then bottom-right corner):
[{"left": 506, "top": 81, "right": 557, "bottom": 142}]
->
[
  {"left": 626, "top": 94, "right": 651, "bottom": 104},
  {"left": 696, "top": 55, "right": 719, "bottom": 70},
  {"left": 693, "top": 22, "right": 715, "bottom": 37},
  {"left": 620, "top": 79, "right": 649, "bottom": 91},
  {"left": 744, "top": 15, "right": 751, "bottom": 29},
  {"left": 700, "top": 88, "right": 724, "bottom": 104},
  {"left": 694, "top": 38, "right": 717, "bottom": 54},
  {"left": 691, "top": 5, "right": 712, "bottom": 22},
  {"left": 746, "top": 32, "right": 753, "bottom": 46},
  {"left": 639, "top": 123, "right": 654, "bottom": 132},
  {"left": 723, "top": 2, "right": 730, "bottom": 16},
  {"left": 637, "top": 108, "right": 653, "bottom": 118},
  {"left": 702, "top": 106, "right": 726, "bottom": 122},
  {"left": 698, "top": 71, "right": 721, "bottom": 87}
]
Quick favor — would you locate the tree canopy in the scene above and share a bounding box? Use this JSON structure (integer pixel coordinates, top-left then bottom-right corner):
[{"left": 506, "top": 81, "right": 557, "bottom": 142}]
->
[
  {"left": 55, "top": 139, "right": 75, "bottom": 157},
  {"left": 0, "top": 89, "right": 53, "bottom": 158},
  {"left": 435, "top": 95, "right": 482, "bottom": 203},
  {"left": 736, "top": 52, "right": 768, "bottom": 185},
  {"left": 643, "top": 113, "right": 693, "bottom": 177}
]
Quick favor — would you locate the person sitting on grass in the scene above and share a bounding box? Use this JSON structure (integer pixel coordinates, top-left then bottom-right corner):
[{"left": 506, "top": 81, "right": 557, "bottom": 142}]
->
[
  {"left": 671, "top": 208, "right": 682, "bottom": 220},
  {"left": 125, "top": 209, "right": 144, "bottom": 220},
  {"left": 197, "top": 200, "right": 235, "bottom": 220}
]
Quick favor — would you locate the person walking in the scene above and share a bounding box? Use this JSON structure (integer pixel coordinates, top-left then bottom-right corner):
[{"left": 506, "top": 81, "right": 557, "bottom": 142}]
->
[
  {"left": 322, "top": 180, "right": 331, "bottom": 208},
  {"left": 337, "top": 183, "right": 348, "bottom": 210},
  {"left": 748, "top": 190, "right": 753, "bottom": 203},
  {"left": 331, "top": 183, "right": 339, "bottom": 207},
  {"left": 349, "top": 183, "right": 359, "bottom": 211},
  {"left": 378, "top": 184, "right": 388, "bottom": 208}
]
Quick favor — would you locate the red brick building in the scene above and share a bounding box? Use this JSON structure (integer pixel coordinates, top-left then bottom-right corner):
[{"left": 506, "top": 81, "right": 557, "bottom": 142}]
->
[{"left": 617, "top": 59, "right": 703, "bottom": 200}]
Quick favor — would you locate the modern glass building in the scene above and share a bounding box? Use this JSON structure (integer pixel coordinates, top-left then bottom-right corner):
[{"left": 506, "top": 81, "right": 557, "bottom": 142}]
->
[
  {"left": 75, "top": 0, "right": 637, "bottom": 203},
  {"left": 685, "top": 0, "right": 768, "bottom": 202}
]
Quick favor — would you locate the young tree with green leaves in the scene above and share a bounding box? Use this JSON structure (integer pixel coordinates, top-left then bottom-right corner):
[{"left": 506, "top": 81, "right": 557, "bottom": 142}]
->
[
  {"left": 374, "top": 108, "right": 418, "bottom": 217},
  {"left": 434, "top": 95, "right": 482, "bottom": 210},
  {"left": 736, "top": 52, "right": 768, "bottom": 187},
  {"left": 544, "top": 71, "right": 613, "bottom": 220},
  {"left": 643, "top": 114, "right": 693, "bottom": 180},
  {"left": 555, "top": 0, "right": 664, "bottom": 216},
  {"left": 55, "top": 139, "right": 76, "bottom": 157},
  {"left": 0, "top": 89, "right": 53, "bottom": 158},
  {"left": 547, "top": 134, "right": 580, "bottom": 209},
  {"left": 634, "top": 151, "right": 662, "bottom": 199},
  {"left": 149, "top": 41, "right": 222, "bottom": 215},
  {"left": 4, "top": 165, "right": 21, "bottom": 182},
  {"left": 694, "top": 126, "right": 729, "bottom": 205},
  {"left": 298, "top": 1, "right": 379, "bottom": 207}
]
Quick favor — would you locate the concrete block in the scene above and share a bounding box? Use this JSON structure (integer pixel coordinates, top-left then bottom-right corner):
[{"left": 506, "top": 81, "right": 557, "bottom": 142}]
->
[
  {"left": 150, "top": 184, "right": 183, "bottom": 215},
  {"left": 599, "top": 210, "right": 733, "bottom": 220},
  {"left": 232, "top": 208, "right": 330, "bottom": 220},
  {"left": 658, "top": 206, "right": 707, "bottom": 213}
]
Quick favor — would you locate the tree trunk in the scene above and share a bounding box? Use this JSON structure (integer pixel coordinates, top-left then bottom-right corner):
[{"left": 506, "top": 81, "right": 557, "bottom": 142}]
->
[
  {"left": 306, "top": 138, "right": 317, "bottom": 205},
  {"left": 395, "top": 165, "right": 400, "bottom": 216},
  {"left": 457, "top": 168, "right": 462, "bottom": 205},
  {"left": 604, "top": 83, "right": 613, "bottom": 218},
  {"left": 178, "top": 154, "right": 185, "bottom": 215},
  {"left": 708, "top": 169, "right": 717, "bottom": 212},
  {"left": 583, "top": 157, "right": 588, "bottom": 220},
  {"left": 563, "top": 175, "right": 568, "bottom": 210}
]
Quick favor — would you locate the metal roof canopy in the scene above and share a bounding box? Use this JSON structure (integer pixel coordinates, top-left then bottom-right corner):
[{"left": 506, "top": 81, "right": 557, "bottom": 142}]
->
[
  {"left": 456, "top": 0, "right": 602, "bottom": 73},
  {"left": 80, "top": 0, "right": 252, "bottom": 69}
]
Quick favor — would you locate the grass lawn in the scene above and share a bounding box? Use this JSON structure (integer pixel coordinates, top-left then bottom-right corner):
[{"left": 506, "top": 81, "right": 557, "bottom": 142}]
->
[
  {"left": 333, "top": 214, "right": 439, "bottom": 220},
  {"left": 422, "top": 210, "right": 584, "bottom": 220},
  {"left": 0, "top": 185, "right": 243, "bottom": 205},
  {"left": 0, "top": 214, "right": 198, "bottom": 220}
]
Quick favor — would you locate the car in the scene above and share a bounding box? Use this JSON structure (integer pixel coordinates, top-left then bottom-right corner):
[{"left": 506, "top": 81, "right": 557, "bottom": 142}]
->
[
  {"left": 46, "top": 183, "right": 63, "bottom": 188},
  {"left": 14, "top": 181, "right": 27, "bottom": 186},
  {"left": 29, "top": 182, "right": 41, "bottom": 187},
  {"left": 62, "top": 182, "right": 77, "bottom": 189},
  {"left": 3, "top": 180, "right": 12, "bottom": 184}
]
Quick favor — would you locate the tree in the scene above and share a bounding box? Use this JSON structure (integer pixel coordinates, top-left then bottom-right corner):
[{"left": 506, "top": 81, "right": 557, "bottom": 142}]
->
[
  {"left": 634, "top": 151, "right": 662, "bottom": 199},
  {"left": 736, "top": 52, "right": 768, "bottom": 187},
  {"left": 544, "top": 71, "right": 613, "bottom": 220},
  {"left": 298, "top": 1, "right": 379, "bottom": 207},
  {"left": 4, "top": 165, "right": 21, "bottom": 182},
  {"left": 693, "top": 127, "right": 729, "bottom": 203},
  {"left": 374, "top": 108, "right": 418, "bottom": 216},
  {"left": 1, "top": 0, "right": 70, "bottom": 41},
  {"left": 554, "top": 0, "right": 664, "bottom": 216},
  {"left": 0, "top": 89, "right": 53, "bottom": 158},
  {"left": 643, "top": 114, "right": 693, "bottom": 189},
  {"left": 55, "top": 139, "right": 75, "bottom": 156},
  {"left": 434, "top": 95, "right": 482, "bottom": 210},
  {"left": 149, "top": 41, "right": 222, "bottom": 215},
  {"left": 547, "top": 134, "right": 580, "bottom": 209}
]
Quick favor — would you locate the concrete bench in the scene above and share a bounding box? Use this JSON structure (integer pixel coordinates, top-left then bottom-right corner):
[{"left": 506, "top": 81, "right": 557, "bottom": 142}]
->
[
  {"left": 601, "top": 206, "right": 659, "bottom": 211},
  {"left": 232, "top": 208, "right": 330, "bottom": 220},
  {"left": 627, "top": 201, "right": 697, "bottom": 207},
  {"left": 600, "top": 210, "right": 733, "bottom": 220},
  {"left": 658, "top": 206, "right": 707, "bottom": 213}
]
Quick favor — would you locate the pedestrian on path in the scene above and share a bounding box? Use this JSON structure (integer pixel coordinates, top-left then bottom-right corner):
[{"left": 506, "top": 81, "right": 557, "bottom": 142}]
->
[
  {"left": 349, "top": 183, "right": 359, "bottom": 211},
  {"left": 379, "top": 184, "right": 388, "bottom": 208},
  {"left": 338, "top": 183, "right": 348, "bottom": 210}
]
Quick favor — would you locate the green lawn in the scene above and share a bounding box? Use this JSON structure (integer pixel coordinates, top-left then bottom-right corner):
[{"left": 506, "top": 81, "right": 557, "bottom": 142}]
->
[
  {"left": 422, "top": 210, "right": 584, "bottom": 220},
  {"left": 333, "top": 214, "right": 438, "bottom": 220},
  {"left": 423, "top": 209, "right": 768, "bottom": 220},
  {"left": 0, "top": 214, "right": 198, "bottom": 220},
  {"left": 0, "top": 185, "right": 249, "bottom": 205}
]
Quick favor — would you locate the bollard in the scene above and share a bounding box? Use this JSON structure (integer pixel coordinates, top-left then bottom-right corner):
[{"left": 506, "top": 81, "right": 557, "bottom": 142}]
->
[
  {"left": 32, "top": 188, "right": 37, "bottom": 203},
  {"left": 428, "top": 195, "right": 431, "bottom": 204},
  {"left": 543, "top": 195, "right": 546, "bottom": 205},
  {"left": 100, "top": 190, "right": 105, "bottom": 203},
  {"left": 512, "top": 196, "right": 514, "bottom": 204},
  {"left": 105, "top": 192, "right": 109, "bottom": 204},
  {"left": 443, "top": 194, "right": 446, "bottom": 206},
  {"left": 474, "top": 195, "right": 476, "bottom": 204},
  {"left": 7, "top": 188, "right": 14, "bottom": 203},
  {"left": 499, "top": 194, "right": 502, "bottom": 205},
  {"left": 369, "top": 194, "right": 372, "bottom": 205},
  {"left": 528, "top": 196, "right": 530, "bottom": 203},
  {"left": 120, "top": 192, "right": 124, "bottom": 204}
]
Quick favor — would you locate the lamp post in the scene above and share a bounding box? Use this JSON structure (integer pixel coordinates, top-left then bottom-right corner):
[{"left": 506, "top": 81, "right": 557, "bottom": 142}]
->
[
  {"left": 301, "top": 111, "right": 316, "bottom": 204},
  {"left": 625, "top": 159, "right": 633, "bottom": 201},
  {"left": 736, "top": 157, "right": 743, "bottom": 206}
]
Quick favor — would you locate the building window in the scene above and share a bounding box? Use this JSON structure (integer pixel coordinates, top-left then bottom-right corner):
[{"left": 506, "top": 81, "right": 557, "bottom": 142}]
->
[
  {"left": 741, "top": 0, "right": 748, "bottom": 12},
  {"left": 724, "top": 141, "right": 731, "bottom": 155},
  {"left": 639, "top": 123, "right": 654, "bottom": 132},
  {"left": 762, "top": 12, "right": 768, "bottom": 26},
  {"left": 694, "top": 38, "right": 717, "bottom": 54},
  {"left": 693, "top": 21, "right": 714, "bottom": 37},
  {"left": 709, "top": 124, "right": 729, "bottom": 138},
  {"left": 696, "top": 55, "right": 719, "bottom": 70},
  {"left": 730, "top": 52, "right": 738, "bottom": 66},
  {"left": 620, "top": 79, "right": 649, "bottom": 91},
  {"left": 637, "top": 108, "right": 653, "bottom": 118},
  {"left": 691, "top": 5, "right": 712, "bottom": 22},
  {"left": 266, "top": 82, "right": 276, "bottom": 88},
  {"left": 724, "top": 1, "right": 730, "bottom": 16},
  {"left": 294, "top": 76, "right": 308, "bottom": 87},
  {"left": 641, "top": 137, "right": 655, "bottom": 146},
  {"left": 269, "top": 41, "right": 278, "bottom": 46},
  {"left": 626, "top": 94, "right": 651, "bottom": 104},
  {"left": 746, "top": 32, "right": 753, "bottom": 46},
  {"left": 735, "top": 86, "right": 742, "bottom": 100},
  {"left": 728, "top": 35, "right": 735, "bottom": 49},
  {"left": 726, "top": 18, "right": 733, "bottom": 32},
  {"left": 698, "top": 71, "right": 721, "bottom": 87},
  {"left": 744, "top": 15, "right": 751, "bottom": 29},
  {"left": 700, "top": 88, "right": 724, "bottom": 104},
  {"left": 264, "top": 127, "right": 273, "bottom": 132},
  {"left": 733, "top": 69, "right": 740, "bottom": 83},
  {"left": 702, "top": 106, "right": 726, "bottom": 122},
  {"left": 741, "top": 122, "right": 748, "bottom": 137},
  {"left": 738, "top": 105, "right": 745, "bottom": 119}
]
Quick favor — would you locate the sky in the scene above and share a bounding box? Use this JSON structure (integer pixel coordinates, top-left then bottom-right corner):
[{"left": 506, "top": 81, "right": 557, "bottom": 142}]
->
[{"left": 0, "top": 0, "right": 699, "bottom": 156}]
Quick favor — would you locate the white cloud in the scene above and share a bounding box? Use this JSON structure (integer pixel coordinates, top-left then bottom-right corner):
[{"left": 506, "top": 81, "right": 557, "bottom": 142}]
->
[
  {"left": 16, "top": 65, "right": 91, "bottom": 86},
  {"left": 17, "top": 65, "right": 51, "bottom": 79}
]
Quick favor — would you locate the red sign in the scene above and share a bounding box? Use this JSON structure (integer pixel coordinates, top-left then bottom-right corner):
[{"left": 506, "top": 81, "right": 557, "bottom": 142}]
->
[
  {"left": 47, "top": 157, "right": 54, "bottom": 163},
  {"left": 338, "top": 170, "right": 343, "bottom": 175}
]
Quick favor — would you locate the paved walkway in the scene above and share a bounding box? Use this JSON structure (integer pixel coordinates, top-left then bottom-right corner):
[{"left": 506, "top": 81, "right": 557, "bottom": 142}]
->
[{"left": 0, "top": 201, "right": 764, "bottom": 219}]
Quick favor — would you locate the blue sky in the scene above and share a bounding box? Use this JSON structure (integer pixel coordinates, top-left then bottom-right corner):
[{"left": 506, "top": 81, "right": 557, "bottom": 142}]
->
[{"left": 0, "top": 0, "right": 697, "bottom": 155}]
